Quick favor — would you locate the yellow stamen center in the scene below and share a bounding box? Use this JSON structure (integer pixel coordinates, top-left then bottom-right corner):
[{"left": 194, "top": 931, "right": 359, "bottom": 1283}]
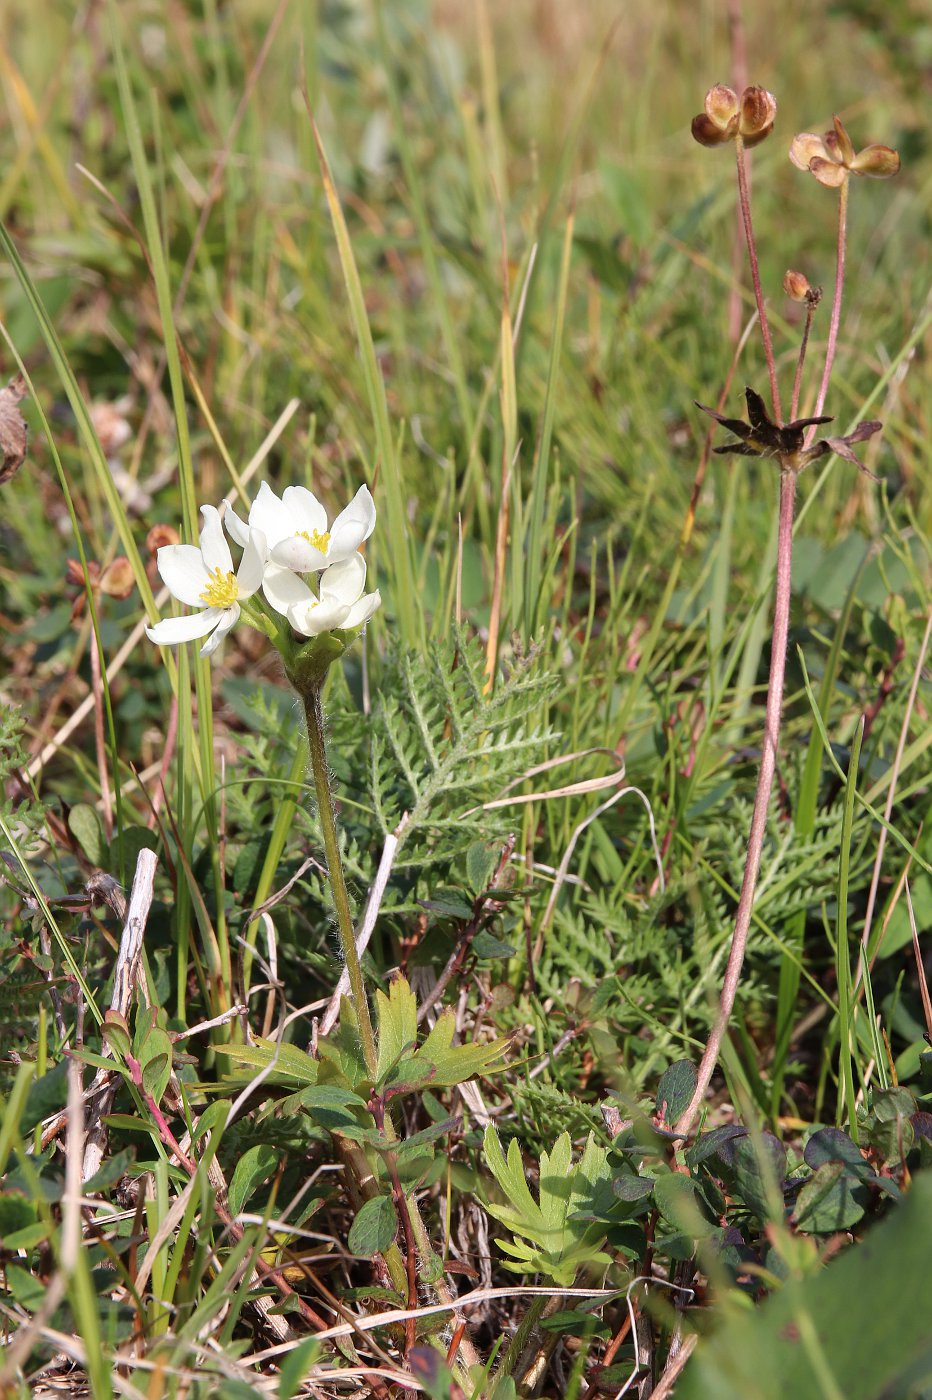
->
[
  {"left": 198, "top": 566, "right": 238, "bottom": 608},
  {"left": 297, "top": 527, "right": 330, "bottom": 554}
]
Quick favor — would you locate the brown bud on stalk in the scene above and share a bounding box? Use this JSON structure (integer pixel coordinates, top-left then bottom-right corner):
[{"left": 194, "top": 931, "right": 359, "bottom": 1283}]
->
[
  {"left": 789, "top": 115, "right": 900, "bottom": 187},
  {"left": 691, "top": 84, "right": 777, "bottom": 148},
  {"left": 146, "top": 524, "right": 179, "bottom": 555}
]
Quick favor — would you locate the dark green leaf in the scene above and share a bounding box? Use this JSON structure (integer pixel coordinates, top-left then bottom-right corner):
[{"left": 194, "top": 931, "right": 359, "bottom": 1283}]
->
[
  {"left": 612, "top": 1174, "right": 655, "bottom": 1202},
  {"left": 472, "top": 930, "right": 517, "bottom": 959},
  {"left": 676, "top": 1170, "right": 932, "bottom": 1400},
  {"left": 653, "top": 1173, "right": 714, "bottom": 1239},
  {"left": 793, "top": 1161, "right": 868, "bottom": 1233},
  {"left": 655, "top": 1061, "right": 697, "bottom": 1127},
  {"left": 466, "top": 841, "right": 499, "bottom": 895},
  {"left": 0, "top": 1193, "right": 37, "bottom": 1242},
  {"left": 229, "top": 1144, "right": 281, "bottom": 1218},
  {"left": 347, "top": 1195, "right": 397, "bottom": 1258},
  {"left": 84, "top": 1147, "right": 136, "bottom": 1193},
  {"left": 686, "top": 1124, "right": 747, "bottom": 1168},
  {"left": 20, "top": 1059, "right": 68, "bottom": 1134},
  {"left": 804, "top": 1127, "right": 874, "bottom": 1181}
]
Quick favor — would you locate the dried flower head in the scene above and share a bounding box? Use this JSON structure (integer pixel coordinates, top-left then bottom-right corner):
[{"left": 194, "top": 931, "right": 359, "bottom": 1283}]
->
[
  {"left": 789, "top": 115, "right": 900, "bottom": 188},
  {"left": 696, "top": 387, "right": 882, "bottom": 478},
  {"left": 691, "top": 84, "right": 777, "bottom": 148}
]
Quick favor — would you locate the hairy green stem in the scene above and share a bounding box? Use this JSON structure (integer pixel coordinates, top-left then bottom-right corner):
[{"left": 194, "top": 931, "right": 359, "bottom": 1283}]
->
[{"left": 302, "top": 684, "right": 378, "bottom": 1080}]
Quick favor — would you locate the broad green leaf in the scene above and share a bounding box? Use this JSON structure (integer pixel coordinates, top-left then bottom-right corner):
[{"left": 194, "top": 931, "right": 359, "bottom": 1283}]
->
[
  {"left": 677, "top": 1171, "right": 932, "bottom": 1400},
  {"left": 0, "top": 1193, "right": 37, "bottom": 1243},
  {"left": 347, "top": 1194, "right": 397, "bottom": 1258},
  {"left": 466, "top": 841, "right": 499, "bottom": 895},
  {"left": 228, "top": 1144, "right": 281, "bottom": 1218},
  {"left": 653, "top": 1173, "right": 715, "bottom": 1239},
  {"left": 101, "top": 1012, "right": 132, "bottom": 1061},
  {"left": 612, "top": 1173, "right": 655, "bottom": 1202},
  {"left": 5, "top": 1263, "right": 46, "bottom": 1310},
  {"left": 68, "top": 803, "right": 107, "bottom": 866},
  {"left": 139, "top": 1026, "right": 173, "bottom": 1103}
]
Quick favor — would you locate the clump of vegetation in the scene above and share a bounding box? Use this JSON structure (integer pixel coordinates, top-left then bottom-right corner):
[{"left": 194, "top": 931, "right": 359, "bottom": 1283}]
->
[{"left": 0, "top": 5, "right": 929, "bottom": 1397}]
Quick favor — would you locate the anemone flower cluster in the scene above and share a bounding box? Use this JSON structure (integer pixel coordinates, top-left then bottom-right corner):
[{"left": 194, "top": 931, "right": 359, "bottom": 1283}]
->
[{"left": 145, "top": 482, "right": 380, "bottom": 658}]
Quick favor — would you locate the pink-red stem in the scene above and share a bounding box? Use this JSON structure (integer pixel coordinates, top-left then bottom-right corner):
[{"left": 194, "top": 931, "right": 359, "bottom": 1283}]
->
[
  {"left": 807, "top": 177, "right": 848, "bottom": 438},
  {"left": 676, "top": 468, "right": 797, "bottom": 1136},
  {"left": 734, "top": 135, "right": 782, "bottom": 424}
]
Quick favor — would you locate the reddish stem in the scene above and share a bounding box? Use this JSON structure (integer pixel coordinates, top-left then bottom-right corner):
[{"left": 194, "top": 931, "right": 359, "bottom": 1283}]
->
[
  {"left": 676, "top": 468, "right": 797, "bottom": 1136},
  {"left": 807, "top": 177, "right": 849, "bottom": 439},
  {"left": 790, "top": 298, "right": 818, "bottom": 422},
  {"left": 734, "top": 134, "right": 782, "bottom": 424}
]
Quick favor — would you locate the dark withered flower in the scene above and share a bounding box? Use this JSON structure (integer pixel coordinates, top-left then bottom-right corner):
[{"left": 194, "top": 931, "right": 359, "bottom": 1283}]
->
[{"left": 696, "top": 387, "right": 882, "bottom": 478}]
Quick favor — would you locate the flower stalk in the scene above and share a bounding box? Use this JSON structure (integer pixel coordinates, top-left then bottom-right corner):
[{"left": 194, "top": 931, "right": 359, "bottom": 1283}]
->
[
  {"left": 734, "top": 133, "right": 781, "bottom": 423},
  {"left": 809, "top": 174, "right": 848, "bottom": 434},
  {"left": 302, "top": 681, "right": 378, "bottom": 1081},
  {"left": 676, "top": 467, "right": 796, "bottom": 1137}
]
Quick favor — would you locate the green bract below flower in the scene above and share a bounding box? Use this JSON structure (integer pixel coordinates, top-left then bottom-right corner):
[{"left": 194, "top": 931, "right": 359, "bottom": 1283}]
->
[
  {"left": 146, "top": 479, "right": 380, "bottom": 659},
  {"left": 145, "top": 505, "right": 266, "bottom": 657},
  {"left": 258, "top": 550, "right": 381, "bottom": 638}
]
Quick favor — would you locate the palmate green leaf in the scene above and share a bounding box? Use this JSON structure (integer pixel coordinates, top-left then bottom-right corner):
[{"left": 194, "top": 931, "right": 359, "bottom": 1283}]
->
[
  {"left": 483, "top": 1127, "right": 613, "bottom": 1287},
  {"left": 416, "top": 1009, "right": 510, "bottom": 1087},
  {"left": 375, "top": 978, "right": 510, "bottom": 1092},
  {"left": 212, "top": 1038, "right": 321, "bottom": 1087},
  {"left": 375, "top": 976, "right": 418, "bottom": 1082}
]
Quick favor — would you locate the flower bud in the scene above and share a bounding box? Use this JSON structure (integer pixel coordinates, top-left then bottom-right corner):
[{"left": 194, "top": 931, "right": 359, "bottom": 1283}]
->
[
  {"left": 147, "top": 523, "right": 179, "bottom": 555},
  {"left": 783, "top": 270, "right": 812, "bottom": 302},
  {"left": 99, "top": 557, "right": 135, "bottom": 599}
]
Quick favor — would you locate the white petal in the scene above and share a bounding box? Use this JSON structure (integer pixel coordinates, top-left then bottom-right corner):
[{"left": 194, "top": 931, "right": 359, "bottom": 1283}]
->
[
  {"left": 281, "top": 485, "right": 328, "bottom": 537},
  {"left": 199, "top": 505, "right": 234, "bottom": 574},
  {"left": 319, "top": 552, "right": 367, "bottom": 606},
  {"left": 157, "top": 544, "right": 212, "bottom": 607},
  {"left": 271, "top": 536, "right": 330, "bottom": 572},
  {"left": 248, "top": 482, "right": 292, "bottom": 548},
  {"left": 146, "top": 609, "right": 221, "bottom": 646},
  {"left": 287, "top": 598, "right": 352, "bottom": 637},
  {"left": 223, "top": 500, "right": 251, "bottom": 548},
  {"left": 262, "top": 562, "right": 314, "bottom": 615},
  {"left": 328, "top": 484, "right": 376, "bottom": 562},
  {"left": 236, "top": 527, "right": 267, "bottom": 598},
  {"left": 200, "top": 605, "right": 239, "bottom": 656},
  {"left": 343, "top": 589, "right": 381, "bottom": 629}
]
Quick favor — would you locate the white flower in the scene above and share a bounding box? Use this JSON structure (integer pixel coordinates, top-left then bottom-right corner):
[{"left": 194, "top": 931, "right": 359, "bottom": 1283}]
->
[
  {"left": 146, "top": 505, "right": 266, "bottom": 657},
  {"left": 268, "top": 551, "right": 381, "bottom": 638},
  {"left": 224, "top": 482, "right": 376, "bottom": 616}
]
